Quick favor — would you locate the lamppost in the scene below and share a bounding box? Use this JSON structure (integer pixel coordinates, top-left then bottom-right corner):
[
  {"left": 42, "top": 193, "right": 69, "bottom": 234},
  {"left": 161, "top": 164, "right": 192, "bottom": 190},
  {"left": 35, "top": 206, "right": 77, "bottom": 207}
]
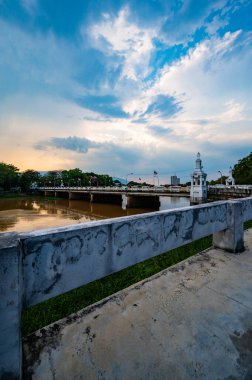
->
[
  {"left": 126, "top": 173, "right": 133, "bottom": 186},
  {"left": 218, "top": 170, "right": 223, "bottom": 185},
  {"left": 78, "top": 178, "right": 81, "bottom": 187}
]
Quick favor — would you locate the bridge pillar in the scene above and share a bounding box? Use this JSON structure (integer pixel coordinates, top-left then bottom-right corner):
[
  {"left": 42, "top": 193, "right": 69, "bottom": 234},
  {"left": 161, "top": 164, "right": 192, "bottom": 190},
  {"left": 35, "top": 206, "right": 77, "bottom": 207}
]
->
[
  {"left": 90, "top": 193, "right": 122, "bottom": 204},
  {"left": 55, "top": 191, "right": 68, "bottom": 199},
  {"left": 45, "top": 191, "right": 54, "bottom": 197},
  {"left": 69, "top": 192, "right": 88, "bottom": 200},
  {"left": 122, "top": 194, "right": 160, "bottom": 209},
  {"left": 213, "top": 201, "right": 244, "bottom": 253}
]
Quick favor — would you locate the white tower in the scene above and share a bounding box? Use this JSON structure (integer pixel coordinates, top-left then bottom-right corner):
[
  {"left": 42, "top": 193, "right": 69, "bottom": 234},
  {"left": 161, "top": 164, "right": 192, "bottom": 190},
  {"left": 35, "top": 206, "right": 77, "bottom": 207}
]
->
[
  {"left": 226, "top": 166, "right": 235, "bottom": 186},
  {"left": 190, "top": 152, "right": 207, "bottom": 204}
]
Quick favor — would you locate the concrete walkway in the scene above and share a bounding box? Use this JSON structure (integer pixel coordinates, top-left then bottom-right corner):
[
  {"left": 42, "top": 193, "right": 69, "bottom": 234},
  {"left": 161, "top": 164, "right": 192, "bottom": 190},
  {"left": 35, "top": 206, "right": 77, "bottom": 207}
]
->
[{"left": 23, "top": 229, "right": 252, "bottom": 380}]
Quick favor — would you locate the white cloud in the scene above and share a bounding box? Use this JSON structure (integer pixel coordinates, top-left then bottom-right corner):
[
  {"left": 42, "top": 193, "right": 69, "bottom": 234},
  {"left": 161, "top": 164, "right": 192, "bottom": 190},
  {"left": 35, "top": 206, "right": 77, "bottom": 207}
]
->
[
  {"left": 88, "top": 7, "right": 157, "bottom": 81},
  {"left": 205, "top": 14, "right": 229, "bottom": 35},
  {"left": 1, "top": 5, "right": 251, "bottom": 178},
  {"left": 117, "top": 28, "right": 252, "bottom": 168},
  {"left": 134, "top": 30, "right": 250, "bottom": 127},
  {"left": 20, "top": 0, "right": 38, "bottom": 15},
  {"left": 0, "top": 19, "right": 82, "bottom": 99}
]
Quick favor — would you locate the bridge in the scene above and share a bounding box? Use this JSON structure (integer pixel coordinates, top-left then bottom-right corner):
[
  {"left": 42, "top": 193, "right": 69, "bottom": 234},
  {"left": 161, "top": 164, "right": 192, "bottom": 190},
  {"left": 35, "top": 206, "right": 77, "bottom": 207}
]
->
[
  {"left": 208, "top": 185, "right": 252, "bottom": 198},
  {"left": 37, "top": 186, "right": 190, "bottom": 209},
  {"left": 1, "top": 197, "right": 252, "bottom": 379}
]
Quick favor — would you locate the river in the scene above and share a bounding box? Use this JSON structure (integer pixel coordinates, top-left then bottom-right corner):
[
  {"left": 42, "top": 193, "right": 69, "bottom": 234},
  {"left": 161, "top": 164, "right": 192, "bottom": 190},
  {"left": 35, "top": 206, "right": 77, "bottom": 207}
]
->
[{"left": 0, "top": 196, "right": 190, "bottom": 233}]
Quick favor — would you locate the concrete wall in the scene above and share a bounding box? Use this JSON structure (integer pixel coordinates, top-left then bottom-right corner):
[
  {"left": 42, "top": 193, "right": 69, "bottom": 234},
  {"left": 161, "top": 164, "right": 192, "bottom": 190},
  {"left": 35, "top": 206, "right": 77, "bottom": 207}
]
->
[
  {"left": 1, "top": 197, "right": 252, "bottom": 379},
  {"left": 209, "top": 187, "right": 252, "bottom": 198}
]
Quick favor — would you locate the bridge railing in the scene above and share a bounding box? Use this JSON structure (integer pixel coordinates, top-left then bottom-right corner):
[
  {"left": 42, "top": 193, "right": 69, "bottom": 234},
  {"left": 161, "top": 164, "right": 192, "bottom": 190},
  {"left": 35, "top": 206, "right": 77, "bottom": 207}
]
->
[
  {"left": 37, "top": 185, "right": 190, "bottom": 193},
  {"left": 1, "top": 197, "right": 252, "bottom": 379}
]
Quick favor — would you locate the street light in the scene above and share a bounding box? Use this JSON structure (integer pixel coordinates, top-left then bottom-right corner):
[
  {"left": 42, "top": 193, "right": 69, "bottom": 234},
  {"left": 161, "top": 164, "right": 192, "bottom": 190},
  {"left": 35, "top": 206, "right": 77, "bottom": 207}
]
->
[
  {"left": 218, "top": 170, "right": 223, "bottom": 185},
  {"left": 126, "top": 173, "right": 133, "bottom": 186}
]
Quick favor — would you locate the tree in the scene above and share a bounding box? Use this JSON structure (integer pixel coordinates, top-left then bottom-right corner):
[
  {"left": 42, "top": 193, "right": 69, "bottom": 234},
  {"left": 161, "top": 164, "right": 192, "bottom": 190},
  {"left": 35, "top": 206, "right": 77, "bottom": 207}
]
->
[
  {"left": 20, "top": 170, "right": 41, "bottom": 192},
  {"left": 58, "top": 169, "right": 90, "bottom": 187},
  {"left": 233, "top": 152, "right": 252, "bottom": 184},
  {"left": 208, "top": 176, "right": 228, "bottom": 185},
  {"left": 96, "top": 174, "right": 113, "bottom": 186},
  {"left": 0, "top": 162, "right": 20, "bottom": 190},
  {"left": 43, "top": 171, "right": 62, "bottom": 187}
]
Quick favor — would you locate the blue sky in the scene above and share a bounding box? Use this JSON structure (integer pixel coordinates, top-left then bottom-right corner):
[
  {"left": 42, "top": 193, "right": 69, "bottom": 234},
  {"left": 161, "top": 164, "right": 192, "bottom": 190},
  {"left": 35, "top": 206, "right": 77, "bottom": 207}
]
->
[{"left": 0, "top": 0, "right": 251, "bottom": 183}]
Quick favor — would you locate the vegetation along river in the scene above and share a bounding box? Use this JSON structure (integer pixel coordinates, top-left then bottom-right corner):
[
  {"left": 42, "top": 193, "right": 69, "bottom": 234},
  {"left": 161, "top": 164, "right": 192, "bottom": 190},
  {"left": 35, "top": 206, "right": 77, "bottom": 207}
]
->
[{"left": 0, "top": 196, "right": 190, "bottom": 233}]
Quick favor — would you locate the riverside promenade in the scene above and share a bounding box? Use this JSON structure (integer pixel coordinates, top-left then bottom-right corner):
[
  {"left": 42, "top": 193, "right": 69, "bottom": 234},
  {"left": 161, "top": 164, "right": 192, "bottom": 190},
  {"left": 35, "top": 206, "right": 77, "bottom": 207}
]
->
[{"left": 23, "top": 228, "right": 252, "bottom": 379}]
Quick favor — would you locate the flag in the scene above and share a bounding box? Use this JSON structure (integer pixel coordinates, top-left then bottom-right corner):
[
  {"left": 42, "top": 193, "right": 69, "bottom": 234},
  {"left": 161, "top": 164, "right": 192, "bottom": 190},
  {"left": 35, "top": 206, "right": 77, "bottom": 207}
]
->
[{"left": 153, "top": 170, "right": 158, "bottom": 175}]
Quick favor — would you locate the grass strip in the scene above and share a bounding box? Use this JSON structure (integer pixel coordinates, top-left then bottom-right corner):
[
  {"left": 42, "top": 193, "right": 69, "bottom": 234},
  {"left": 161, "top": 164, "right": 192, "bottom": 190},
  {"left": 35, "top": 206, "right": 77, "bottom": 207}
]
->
[{"left": 21, "top": 221, "right": 252, "bottom": 336}]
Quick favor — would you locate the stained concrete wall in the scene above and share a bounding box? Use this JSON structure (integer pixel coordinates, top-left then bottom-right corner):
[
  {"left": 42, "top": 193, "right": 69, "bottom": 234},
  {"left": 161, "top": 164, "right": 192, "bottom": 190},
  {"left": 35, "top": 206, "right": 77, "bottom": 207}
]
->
[
  {"left": 209, "top": 187, "right": 252, "bottom": 197},
  {"left": 22, "top": 201, "right": 231, "bottom": 307},
  {"left": 0, "top": 233, "right": 22, "bottom": 379},
  {"left": 1, "top": 197, "right": 252, "bottom": 379}
]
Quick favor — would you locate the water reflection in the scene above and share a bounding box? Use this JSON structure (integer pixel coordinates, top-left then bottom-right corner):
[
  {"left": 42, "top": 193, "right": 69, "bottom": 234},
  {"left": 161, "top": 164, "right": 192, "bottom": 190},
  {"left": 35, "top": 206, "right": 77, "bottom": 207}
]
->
[
  {"left": 159, "top": 196, "right": 189, "bottom": 211},
  {"left": 0, "top": 196, "right": 190, "bottom": 233}
]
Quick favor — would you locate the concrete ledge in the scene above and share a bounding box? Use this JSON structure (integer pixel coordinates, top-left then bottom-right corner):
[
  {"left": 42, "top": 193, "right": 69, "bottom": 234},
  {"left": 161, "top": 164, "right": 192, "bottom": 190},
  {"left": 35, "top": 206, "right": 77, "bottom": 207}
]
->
[
  {"left": 23, "top": 229, "right": 252, "bottom": 380},
  {"left": 21, "top": 201, "right": 231, "bottom": 307}
]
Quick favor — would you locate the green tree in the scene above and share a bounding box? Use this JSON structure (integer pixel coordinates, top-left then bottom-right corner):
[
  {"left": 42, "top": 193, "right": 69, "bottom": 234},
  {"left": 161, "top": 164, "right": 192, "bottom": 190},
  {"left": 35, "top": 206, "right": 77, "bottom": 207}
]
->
[
  {"left": 43, "top": 171, "right": 62, "bottom": 186},
  {"left": 30, "top": 168, "right": 114, "bottom": 188},
  {"left": 20, "top": 170, "right": 41, "bottom": 192},
  {"left": 0, "top": 162, "right": 20, "bottom": 190},
  {"left": 59, "top": 169, "right": 89, "bottom": 187},
  {"left": 96, "top": 174, "right": 113, "bottom": 186},
  {"left": 233, "top": 152, "right": 252, "bottom": 184}
]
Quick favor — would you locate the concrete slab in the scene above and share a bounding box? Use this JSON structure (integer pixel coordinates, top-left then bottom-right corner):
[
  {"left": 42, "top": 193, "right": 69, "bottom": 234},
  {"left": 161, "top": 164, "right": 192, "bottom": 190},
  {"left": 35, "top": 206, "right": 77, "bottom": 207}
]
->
[{"left": 23, "top": 229, "right": 252, "bottom": 380}]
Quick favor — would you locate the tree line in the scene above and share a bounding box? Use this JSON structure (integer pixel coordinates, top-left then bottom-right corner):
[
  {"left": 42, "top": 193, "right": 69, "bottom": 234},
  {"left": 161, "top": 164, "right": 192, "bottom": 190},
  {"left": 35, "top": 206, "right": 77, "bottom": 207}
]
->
[
  {"left": 233, "top": 152, "right": 252, "bottom": 185},
  {"left": 0, "top": 163, "right": 113, "bottom": 192},
  {"left": 0, "top": 152, "right": 251, "bottom": 192}
]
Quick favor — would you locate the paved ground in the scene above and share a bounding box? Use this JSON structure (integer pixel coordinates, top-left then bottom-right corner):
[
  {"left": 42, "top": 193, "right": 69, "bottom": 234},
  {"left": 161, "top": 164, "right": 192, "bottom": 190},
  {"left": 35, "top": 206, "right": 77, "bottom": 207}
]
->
[{"left": 23, "top": 230, "right": 252, "bottom": 380}]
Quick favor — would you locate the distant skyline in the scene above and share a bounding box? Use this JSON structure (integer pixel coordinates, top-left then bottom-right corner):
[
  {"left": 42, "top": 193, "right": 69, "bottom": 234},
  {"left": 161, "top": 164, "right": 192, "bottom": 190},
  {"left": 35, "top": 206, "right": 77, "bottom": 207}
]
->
[{"left": 0, "top": 0, "right": 251, "bottom": 183}]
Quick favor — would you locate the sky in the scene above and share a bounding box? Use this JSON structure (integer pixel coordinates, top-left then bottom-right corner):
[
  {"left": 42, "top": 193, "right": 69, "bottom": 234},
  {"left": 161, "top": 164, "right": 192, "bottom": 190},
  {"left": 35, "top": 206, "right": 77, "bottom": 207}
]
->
[{"left": 0, "top": 0, "right": 252, "bottom": 184}]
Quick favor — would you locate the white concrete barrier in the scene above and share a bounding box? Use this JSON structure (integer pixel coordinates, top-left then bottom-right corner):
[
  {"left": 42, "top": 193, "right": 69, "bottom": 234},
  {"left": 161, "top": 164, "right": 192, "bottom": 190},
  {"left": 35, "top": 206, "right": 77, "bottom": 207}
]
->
[{"left": 0, "top": 198, "right": 252, "bottom": 379}]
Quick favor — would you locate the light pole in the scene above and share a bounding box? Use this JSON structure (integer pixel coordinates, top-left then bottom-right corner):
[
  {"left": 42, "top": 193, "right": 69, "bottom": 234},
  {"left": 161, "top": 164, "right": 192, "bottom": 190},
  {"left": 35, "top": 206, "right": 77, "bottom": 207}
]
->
[
  {"left": 218, "top": 171, "right": 223, "bottom": 185},
  {"left": 126, "top": 173, "right": 133, "bottom": 186}
]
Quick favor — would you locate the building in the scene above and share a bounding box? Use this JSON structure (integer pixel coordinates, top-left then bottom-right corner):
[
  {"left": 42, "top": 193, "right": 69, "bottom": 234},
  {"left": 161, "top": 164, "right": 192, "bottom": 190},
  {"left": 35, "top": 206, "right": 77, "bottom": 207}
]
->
[
  {"left": 190, "top": 152, "right": 207, "bottom": 204},
  {"left": 171, "top": 175, "right": 180, "bottom": 186}
]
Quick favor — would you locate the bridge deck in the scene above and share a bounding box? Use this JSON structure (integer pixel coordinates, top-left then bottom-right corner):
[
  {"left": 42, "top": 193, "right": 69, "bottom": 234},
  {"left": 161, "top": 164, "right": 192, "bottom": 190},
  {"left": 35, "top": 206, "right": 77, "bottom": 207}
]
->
[{"left": 23, "top": 229, "right": 252, "bottom": 379}]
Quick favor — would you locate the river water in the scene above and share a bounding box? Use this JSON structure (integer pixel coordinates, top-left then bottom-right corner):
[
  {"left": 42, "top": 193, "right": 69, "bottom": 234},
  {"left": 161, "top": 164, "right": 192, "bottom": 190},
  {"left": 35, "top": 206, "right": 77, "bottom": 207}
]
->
[{"left": 0, "top": 196, "right": 190, "bottom": 233}]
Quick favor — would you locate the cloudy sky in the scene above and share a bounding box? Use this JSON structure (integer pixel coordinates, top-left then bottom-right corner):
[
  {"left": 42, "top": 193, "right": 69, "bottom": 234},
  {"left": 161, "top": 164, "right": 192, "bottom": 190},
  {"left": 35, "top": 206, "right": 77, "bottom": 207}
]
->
[{"left": 0, "top": 0, "right": 251, "bottom": 183}]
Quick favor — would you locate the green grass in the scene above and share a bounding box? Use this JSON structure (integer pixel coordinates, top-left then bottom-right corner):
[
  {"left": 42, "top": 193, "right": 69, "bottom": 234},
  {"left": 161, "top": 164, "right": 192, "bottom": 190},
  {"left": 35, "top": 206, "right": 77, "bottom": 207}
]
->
[
  {"left": 244, "top": 219, "right": 252, "bottom": 229},
  {"left": 21, "top": 221, "right": 252, "bottom": 337}
]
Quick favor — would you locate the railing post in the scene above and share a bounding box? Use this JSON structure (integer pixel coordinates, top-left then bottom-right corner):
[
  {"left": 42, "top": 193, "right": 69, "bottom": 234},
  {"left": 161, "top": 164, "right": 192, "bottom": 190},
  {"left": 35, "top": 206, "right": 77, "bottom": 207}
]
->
[
  {"left": 0, "top": 233, "right": 22, "bottom": 379},
  {"left": 213, "top": 201, "right": 244, "bottom": 253}
]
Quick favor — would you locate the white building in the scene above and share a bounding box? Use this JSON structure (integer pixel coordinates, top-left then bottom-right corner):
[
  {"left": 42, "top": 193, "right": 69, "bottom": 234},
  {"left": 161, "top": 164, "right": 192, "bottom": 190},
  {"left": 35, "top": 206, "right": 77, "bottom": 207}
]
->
[{"left": 190, "top": 153, "right": 207, "bottom": 204}]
